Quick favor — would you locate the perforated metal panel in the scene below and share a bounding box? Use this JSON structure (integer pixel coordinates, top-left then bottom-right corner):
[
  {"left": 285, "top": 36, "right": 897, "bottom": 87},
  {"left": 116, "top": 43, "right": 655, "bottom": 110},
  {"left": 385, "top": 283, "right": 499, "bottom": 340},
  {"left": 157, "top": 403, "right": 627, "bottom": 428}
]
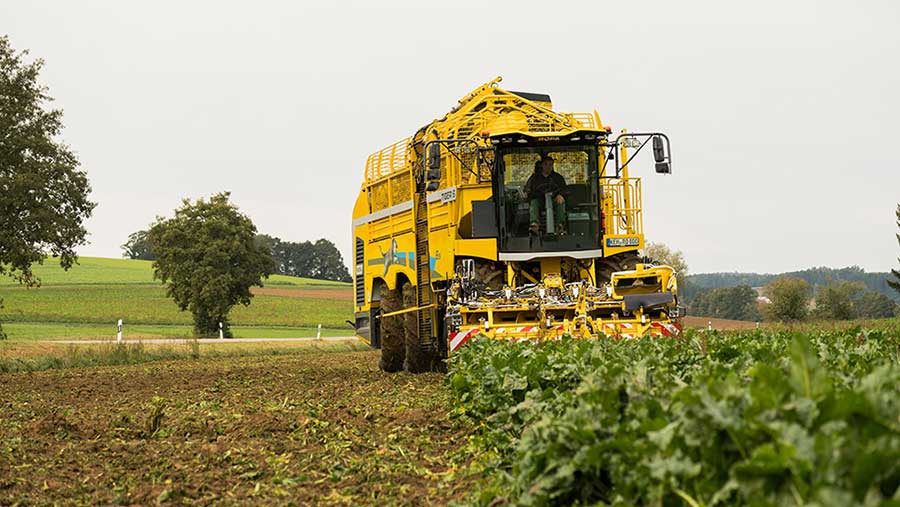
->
[{"left": 355, "top": 237, "right": 365, "bottom": 306}]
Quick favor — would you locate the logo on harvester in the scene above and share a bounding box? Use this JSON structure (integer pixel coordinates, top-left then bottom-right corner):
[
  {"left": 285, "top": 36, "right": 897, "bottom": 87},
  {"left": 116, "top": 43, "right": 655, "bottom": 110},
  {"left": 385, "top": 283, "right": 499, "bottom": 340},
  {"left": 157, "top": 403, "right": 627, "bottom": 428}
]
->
[
  {"left": 606, "top": 236, "right": 640, "bottom": 247},
  {"left": 376, "top": 239, "right": 402, "bottom": 276}
]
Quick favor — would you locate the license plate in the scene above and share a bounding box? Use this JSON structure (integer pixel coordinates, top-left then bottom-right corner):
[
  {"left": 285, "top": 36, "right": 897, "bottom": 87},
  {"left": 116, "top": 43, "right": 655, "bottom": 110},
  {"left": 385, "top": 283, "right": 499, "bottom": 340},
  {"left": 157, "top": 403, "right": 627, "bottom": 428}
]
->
[{"left": 606, "top": 237, "right": 639, "bottom": 247}]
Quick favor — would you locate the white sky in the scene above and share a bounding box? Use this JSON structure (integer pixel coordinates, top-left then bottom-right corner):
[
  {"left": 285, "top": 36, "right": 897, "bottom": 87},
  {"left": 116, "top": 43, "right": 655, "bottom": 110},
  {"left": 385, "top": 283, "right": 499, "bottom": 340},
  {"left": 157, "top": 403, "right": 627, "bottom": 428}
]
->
[{"left": 4, "top": 0, "right": 899, "bottom": 274}]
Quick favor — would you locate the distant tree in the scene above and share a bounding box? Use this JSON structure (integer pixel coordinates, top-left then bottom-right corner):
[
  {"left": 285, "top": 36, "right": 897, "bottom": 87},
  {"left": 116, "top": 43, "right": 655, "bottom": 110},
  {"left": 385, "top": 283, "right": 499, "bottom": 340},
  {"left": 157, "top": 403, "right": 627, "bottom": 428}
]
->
[
  {"left": 149, "top": 193, "right": 275, "bottom": 337},
  {"left": 688, "top": 265, "right": 899, "bottom": 304},
  {"left": 260, "top": 235, "right": 351, "bottom": 282},
  {"left": 762, "top": 277, "right": 811, "bottom": 322},
  {"left": 689, "top": 285, "right": 761, "bottom": 321},
  {"left": 644, "top": 242, "right": 689, "bottom": 276},
  {"left": 890, "top": 204, "right": 900, "bottom": 294},
  {"left": 0, "top": 36, "right": 96, "bottom": 339},
  {"left": 311, "top": 239, "right": 352, "bottom": 282},
  {"left": 121, "top": 229, "right": 156, "bottom": 260},
  {"left": 855, "top": 291, "right": 898, "bottom": 319},
  {"left": 814, "top": 281, "right": 865, "bottom": 320}
]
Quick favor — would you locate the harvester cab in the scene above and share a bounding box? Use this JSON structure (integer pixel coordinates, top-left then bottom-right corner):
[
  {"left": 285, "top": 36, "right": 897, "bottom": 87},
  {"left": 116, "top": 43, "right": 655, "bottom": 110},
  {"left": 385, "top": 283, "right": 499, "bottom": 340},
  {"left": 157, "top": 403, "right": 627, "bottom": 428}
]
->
[{"left": 440, "top": 125, "right": 679, "bottom": 343}]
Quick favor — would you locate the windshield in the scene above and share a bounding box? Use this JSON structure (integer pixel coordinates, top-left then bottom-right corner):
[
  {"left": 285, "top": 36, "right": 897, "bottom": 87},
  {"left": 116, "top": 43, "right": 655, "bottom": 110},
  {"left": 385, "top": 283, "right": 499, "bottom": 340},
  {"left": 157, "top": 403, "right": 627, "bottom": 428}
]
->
[{"left": 497, "top": 145, "right": 601, "bottom": 256}]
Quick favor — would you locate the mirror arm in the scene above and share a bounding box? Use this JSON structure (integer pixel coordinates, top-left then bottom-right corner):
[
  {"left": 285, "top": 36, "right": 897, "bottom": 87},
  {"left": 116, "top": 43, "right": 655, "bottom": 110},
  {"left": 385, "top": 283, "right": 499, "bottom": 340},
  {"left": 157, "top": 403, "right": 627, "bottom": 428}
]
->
[
  {"left": 423, "top": 139, "right": 483, "bottom": 184},
  {"left": 611, "top": 132, "right": 672, "bottom": 175}
]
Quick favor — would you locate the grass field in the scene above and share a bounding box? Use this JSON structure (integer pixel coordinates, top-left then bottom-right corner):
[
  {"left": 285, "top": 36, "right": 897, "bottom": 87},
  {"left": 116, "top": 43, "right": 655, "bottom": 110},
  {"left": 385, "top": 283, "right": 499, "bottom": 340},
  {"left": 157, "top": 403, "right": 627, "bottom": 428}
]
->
[
  {"left": 0, "top": 257, "right": 354, "bottom": 341},
  {"left": 0, "top": 256, "right": 347, "bottom": 287}
]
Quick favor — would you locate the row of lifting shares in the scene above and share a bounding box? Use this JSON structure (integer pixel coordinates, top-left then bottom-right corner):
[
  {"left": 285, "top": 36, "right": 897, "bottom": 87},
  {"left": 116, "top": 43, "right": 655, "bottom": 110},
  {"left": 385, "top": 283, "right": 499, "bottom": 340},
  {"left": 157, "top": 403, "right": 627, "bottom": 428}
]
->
[{"left": 444, "top": 263, "right": 681, "bottom": 342}]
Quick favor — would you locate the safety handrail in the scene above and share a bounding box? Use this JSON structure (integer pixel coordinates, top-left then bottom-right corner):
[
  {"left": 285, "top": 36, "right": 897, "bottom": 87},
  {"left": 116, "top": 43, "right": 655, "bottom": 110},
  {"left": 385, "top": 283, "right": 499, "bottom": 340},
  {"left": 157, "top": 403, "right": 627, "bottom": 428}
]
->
[{"left": 602, "top": 178, "right": 643, "bottom": 236}]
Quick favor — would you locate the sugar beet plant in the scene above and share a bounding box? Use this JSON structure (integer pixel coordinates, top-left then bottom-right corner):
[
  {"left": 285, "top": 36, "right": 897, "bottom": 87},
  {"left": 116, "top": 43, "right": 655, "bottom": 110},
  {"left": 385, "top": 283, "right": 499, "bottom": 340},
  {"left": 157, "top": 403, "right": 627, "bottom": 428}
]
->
[{"left": 449, "top": 327, "right": 900, "bottom": 506}]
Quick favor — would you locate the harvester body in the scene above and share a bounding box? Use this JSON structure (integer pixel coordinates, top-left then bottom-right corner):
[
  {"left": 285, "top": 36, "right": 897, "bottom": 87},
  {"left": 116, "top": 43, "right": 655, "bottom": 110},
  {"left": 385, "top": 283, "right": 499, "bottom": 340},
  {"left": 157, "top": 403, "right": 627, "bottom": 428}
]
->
[{"left": 351, "top": 77, "right": 682, "bottom": 370}]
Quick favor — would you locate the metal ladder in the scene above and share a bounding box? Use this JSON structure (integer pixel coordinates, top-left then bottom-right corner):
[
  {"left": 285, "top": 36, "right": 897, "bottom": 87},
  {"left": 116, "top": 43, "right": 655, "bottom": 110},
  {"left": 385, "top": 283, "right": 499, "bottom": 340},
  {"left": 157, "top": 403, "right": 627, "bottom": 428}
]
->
[{"left": 413, "top": 187, "right": 434, "bottom": 352}]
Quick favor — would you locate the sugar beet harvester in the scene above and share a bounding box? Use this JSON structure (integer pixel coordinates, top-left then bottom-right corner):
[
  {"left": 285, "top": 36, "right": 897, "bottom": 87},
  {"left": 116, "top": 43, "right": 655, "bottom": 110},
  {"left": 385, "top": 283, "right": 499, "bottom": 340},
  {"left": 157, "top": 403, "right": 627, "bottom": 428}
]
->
[{"left": 351, "top": 77, "right": 682, "bottom": 373}]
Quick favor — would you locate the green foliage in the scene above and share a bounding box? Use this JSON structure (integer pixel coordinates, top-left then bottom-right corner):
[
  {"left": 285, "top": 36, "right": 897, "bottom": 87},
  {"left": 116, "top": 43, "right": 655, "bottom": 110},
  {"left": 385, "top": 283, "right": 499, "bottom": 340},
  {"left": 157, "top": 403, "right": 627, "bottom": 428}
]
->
[
  {"left": 259, "top": 234, "right": 352, "bottom": 282},
  {"left": 148, "top": 193, "right": 276, "bottom": 337},
  {"left": 763, "top": 277, "right": 812, "bottom": 322},
  {"left": 890, "top": 204, "right": 900, "bottom": 294},
  {"left": 0, "top": 36, "right": 95, "bottom": 288},
  {"left": 449, "top": 328, "right": 900, "bottom": 506},
  {"left": 856, "top": 291, "right": 899, "bottom": 319},
  {"left": 644, "top": 242, "right": 689, "bottom": 276},
  {"left": 814, "top": 280, "right": 866, "bottom": 320},
  {"left": 121, "top": 229, "right": 156, "bottom": 260},
  {"left": 687, "top": 265, "right": 900, "bottom": 304},
  {"left": 690, "top": 285, "right": 761, "bottom": 321}
]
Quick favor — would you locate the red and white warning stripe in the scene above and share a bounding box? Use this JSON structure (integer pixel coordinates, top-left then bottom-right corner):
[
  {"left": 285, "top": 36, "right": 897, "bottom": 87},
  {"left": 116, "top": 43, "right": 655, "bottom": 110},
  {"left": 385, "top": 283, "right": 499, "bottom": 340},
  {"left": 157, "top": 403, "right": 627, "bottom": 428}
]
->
[
  {"left": 449, "top": 328, "right": 479, "bottom": 351},
  {"left": 650, "top": 321, "right": 682, "bottom": 337}
]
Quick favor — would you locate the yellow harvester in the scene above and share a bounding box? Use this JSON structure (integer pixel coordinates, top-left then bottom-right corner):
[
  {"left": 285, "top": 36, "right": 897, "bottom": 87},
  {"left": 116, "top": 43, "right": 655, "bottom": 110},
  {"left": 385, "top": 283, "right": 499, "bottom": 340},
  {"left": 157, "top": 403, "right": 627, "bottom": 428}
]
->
[{"left": 351, "top": 77, "right": 683, "bottom": 372}]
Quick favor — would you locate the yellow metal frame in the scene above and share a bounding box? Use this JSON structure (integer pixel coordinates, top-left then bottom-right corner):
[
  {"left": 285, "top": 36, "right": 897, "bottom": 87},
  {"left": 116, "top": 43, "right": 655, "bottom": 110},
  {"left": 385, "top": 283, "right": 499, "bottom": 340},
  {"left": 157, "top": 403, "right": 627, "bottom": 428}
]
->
[{"left": 351, "top": 77, "right": 677, "bottom": 350}]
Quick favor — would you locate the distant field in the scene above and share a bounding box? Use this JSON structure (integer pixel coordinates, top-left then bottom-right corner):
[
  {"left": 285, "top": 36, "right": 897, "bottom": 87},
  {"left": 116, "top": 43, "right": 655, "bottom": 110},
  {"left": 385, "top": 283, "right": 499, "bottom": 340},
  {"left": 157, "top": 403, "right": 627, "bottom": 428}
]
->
[
  {"left": 0, "top": 257, "right": 353, "bottom": 341},
  {"left": 0, "top": 257, "right": 347, "bottom": 287}
]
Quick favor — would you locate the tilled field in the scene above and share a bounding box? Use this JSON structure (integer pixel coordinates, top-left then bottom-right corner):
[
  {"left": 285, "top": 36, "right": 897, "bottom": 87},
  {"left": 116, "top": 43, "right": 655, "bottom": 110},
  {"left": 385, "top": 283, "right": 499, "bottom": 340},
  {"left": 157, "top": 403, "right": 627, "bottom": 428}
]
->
[{"left": 0, "top": 350, "right": 476, "bottom": 505}]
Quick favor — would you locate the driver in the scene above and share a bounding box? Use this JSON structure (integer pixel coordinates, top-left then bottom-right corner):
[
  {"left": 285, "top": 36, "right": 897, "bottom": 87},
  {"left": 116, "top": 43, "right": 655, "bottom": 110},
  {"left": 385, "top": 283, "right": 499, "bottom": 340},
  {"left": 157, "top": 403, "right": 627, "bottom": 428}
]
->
[{"left": 522, "top": 154, "right": 568, "bottom": 234}]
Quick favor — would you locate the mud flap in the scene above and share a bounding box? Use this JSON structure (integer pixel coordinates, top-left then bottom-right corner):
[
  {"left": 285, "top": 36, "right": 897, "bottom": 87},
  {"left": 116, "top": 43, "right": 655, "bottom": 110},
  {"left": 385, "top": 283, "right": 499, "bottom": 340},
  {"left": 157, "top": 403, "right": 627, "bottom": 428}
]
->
[{"left": 622, "top": 293, "right": 675, "bottom": 313}]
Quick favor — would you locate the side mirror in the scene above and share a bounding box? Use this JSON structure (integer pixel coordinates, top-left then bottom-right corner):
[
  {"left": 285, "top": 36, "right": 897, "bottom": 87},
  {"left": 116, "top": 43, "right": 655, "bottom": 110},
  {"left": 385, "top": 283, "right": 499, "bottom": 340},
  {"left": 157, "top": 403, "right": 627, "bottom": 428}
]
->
[
  {"left": 652, "top": 136, "right": 671, "bottom": 174},
  {"left": 427, "top": 143, "right": 441, "bottom": 174}
]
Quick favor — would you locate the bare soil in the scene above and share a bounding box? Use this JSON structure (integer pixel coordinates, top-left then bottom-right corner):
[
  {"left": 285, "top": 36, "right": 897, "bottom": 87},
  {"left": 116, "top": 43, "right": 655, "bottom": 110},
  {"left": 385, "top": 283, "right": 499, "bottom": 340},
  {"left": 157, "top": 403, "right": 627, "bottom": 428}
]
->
[
  {"left": 684, "top": 315, "right": 765, "bottom": 330},
  {"left": 0, "top": 350, "right": 477, "bottom": 505},
  {"left": 251, "top": 287, "right": 353, "bottom": 301}
]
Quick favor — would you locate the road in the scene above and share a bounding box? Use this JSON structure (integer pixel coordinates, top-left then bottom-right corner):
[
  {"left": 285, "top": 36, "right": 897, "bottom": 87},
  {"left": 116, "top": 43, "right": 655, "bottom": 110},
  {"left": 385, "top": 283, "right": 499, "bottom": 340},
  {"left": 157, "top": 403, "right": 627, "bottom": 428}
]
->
[{"left": 49, "top": 336, "right": 359, "bottom": 344}]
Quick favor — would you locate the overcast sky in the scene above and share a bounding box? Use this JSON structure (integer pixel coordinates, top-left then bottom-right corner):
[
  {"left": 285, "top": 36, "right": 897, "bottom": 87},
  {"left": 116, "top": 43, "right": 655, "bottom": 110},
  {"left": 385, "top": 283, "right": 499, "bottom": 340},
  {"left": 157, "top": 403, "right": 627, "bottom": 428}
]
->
[{"left": 4, "top": 0, "right": 899, "bottom": 274}]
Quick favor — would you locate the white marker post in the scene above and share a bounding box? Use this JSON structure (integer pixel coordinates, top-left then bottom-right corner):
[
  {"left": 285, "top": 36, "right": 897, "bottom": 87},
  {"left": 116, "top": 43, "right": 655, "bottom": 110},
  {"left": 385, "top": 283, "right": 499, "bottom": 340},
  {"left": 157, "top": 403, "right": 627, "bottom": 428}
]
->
[
  {"left": 316, "top": 324, "right": 322, "bottom": 341},
  {"left": 117, "top": 319, "right": 123, "bottom": 342},
  {"left": 219, "top": 322, "right": 224, "bottom": 340},
  {"left": 708, "top": 321, "right": 712, "bottom": 331}
]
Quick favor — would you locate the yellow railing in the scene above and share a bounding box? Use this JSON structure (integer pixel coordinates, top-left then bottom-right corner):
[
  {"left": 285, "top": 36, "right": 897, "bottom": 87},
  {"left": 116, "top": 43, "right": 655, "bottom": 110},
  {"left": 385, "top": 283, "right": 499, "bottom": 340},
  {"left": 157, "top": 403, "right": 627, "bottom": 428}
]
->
[
  {"left": 602, "top": 178, "right": 643, "bottom": 236},
  {"left": 365, "top": 138, "right": 410, "bottom": 183},
  {"left": 566, "top": 112, "right": 597, "bottom": 129}
]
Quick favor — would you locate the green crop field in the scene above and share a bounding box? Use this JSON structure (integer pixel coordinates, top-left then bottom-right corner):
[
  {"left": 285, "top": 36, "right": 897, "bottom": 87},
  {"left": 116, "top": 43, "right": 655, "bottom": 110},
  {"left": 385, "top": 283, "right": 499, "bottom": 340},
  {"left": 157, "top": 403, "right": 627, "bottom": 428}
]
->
[
  {"left": 0, "top": 257, "right": 353, "bottom": 341},
  {"left": 449, "top": 324, "right": 900, "bottom": 506}
]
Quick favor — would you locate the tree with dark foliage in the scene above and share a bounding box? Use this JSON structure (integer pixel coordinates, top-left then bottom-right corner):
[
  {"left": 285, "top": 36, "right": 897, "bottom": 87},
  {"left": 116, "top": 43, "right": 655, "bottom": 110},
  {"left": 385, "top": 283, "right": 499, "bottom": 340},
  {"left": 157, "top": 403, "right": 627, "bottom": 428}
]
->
[
  {"left": 0, "top": 36, "right": 95, "bottom": 338},
  {"left": 762, "top": 277, "right": 811, "bottom": 322},
  {"left": 259, "top": 235, "right": 351, "bottom": 282},
  {"left": 890, "top": 204, "right": 900, "bottom": 295},
  {"left": 149, "top": 193, "right": 275, "bottom": 337},
  {"left": 121, "top": 229, "right": 156, "bottom": 260},
  {"left": 689, "top": 285, "right": 761, "bottom": 321}
]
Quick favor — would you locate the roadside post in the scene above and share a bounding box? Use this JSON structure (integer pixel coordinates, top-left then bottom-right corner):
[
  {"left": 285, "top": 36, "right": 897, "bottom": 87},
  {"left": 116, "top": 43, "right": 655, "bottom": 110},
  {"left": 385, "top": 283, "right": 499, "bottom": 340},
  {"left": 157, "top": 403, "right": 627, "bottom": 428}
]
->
[
  {"left": 219, "top": 322, "right": 224, "bottom": 340},
  {"left": 317, "top": 324, "right": 322, "bottom": 341},
  {"left": 117, "top": 319, "right": 123, "bottom": 342}
]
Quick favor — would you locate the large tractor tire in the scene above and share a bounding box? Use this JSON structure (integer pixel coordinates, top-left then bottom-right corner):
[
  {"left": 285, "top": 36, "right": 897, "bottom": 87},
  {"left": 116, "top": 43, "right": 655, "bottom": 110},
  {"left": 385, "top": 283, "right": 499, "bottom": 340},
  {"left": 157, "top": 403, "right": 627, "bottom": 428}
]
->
[
  {"left": 402, "top": 281, "right": 432, "bottom": 373},
  {"left": 378, "top": 286, "right": 405, "bottom": 373},
  {"left": 595, "top": 252, "right": 642, "bottom": 286}
]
